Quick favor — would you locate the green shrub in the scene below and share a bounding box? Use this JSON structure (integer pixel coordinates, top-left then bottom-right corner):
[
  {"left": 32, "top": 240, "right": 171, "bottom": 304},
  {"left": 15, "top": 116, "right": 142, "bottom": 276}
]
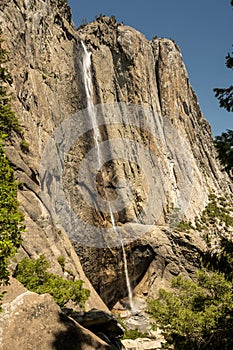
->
[
  {"left": 57, "top": 255, "right": 65, "bottom": 270},
  {"left": 0, "top": 132, "right": 24, "bottom": 309},
  {"left": 0, "top": 135, "right": 24, "bottom": 285},
  {"left": 117, "top": 317, "right": 149, "bottom": 340},
  {"left": 201, "top": 195, "right": 233, "bottom": 227},
  {"left": 196, "top": 194, "right": 233, "bottom": 233},
  {"left": 0, "top": 291, "right": 6, "bottom": 312},
  {"left": 202, "top": 237, "right": 233, "bottom": 281},
  {"left": 13, "top": 255, "right": 90, "bottom": 309},
  {"left": 20, "top": 139, "right": 30, "bottom": 153},
  {"left": 176, "top": 220, "right": 193, "bottom": 232},
  {"left": 148, "top": 270, "right": 233, "bottom": 349},
  {"left": 123, "top": 328, "right": 148, "bottom": 340}
]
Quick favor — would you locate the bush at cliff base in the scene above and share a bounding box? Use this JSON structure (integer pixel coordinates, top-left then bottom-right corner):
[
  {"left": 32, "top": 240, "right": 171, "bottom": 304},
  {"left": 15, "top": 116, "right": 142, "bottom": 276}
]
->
[{"left": 148, "top": 270, "right": 233, "bottom": 350}]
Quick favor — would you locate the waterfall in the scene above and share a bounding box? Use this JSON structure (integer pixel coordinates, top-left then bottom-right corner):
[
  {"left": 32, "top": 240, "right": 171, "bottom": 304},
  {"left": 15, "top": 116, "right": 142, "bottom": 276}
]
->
[
  {"left": 109, "top": 204, "right": 134, "bottom": 311},
  {"left": 81, "top": 41, "right": 102, "bottom": 167},
  {"left": 81, "top": 41, "right": 134, "bottom": 311}
]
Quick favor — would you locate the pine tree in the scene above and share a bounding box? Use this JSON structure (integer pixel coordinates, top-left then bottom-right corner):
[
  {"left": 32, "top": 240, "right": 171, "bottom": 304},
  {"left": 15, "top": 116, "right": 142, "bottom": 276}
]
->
[
  {"left": 213, "top": 1, "right": 232, "bottom": 176},
  {"left": 215, "top": 129, "right": 233, "bottom": 177},
  {"left": 213, "top": 1, "right": 233, "bottom": 112}
]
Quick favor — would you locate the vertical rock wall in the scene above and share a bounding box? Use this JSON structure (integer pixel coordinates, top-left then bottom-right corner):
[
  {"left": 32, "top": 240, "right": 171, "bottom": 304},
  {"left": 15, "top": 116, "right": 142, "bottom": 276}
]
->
[{"left": 0, "top": 0, "right": 108, "bottom": 311}]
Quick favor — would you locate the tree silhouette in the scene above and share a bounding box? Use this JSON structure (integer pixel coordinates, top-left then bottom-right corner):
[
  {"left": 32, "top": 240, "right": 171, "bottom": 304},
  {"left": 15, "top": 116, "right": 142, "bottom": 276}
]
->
[{"left": 213, "top": 1, "right": 232, "bottom": 177}]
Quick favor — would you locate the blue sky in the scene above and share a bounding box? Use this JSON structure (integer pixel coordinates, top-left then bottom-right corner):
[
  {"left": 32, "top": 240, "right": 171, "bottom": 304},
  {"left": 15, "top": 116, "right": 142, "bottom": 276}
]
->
[{"left": 68, "top": 0, "right": 232, "bottom": 136}]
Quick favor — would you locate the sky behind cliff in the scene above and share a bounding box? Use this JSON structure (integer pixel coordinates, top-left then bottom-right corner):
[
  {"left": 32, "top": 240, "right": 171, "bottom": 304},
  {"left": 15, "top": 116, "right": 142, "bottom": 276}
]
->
[{"left": 68, "top": 0, "right": 232, "bottom": 136}]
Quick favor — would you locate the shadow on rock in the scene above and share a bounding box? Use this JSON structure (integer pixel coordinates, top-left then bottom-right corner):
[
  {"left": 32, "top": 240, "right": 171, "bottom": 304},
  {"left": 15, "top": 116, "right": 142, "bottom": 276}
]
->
[
  {"left": 53, "top": 312, "right": 113, "bottom": 350},
  {"left": 59, "top": 308, "right": 125, "bottom": 350}
]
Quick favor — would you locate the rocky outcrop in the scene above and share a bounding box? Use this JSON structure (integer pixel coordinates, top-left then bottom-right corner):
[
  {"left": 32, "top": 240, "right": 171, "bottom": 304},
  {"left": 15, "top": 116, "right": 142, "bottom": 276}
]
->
[
  {"left": 122, "top": 338, "right": 164, "bottom": 350},
  {"left": 0, "top": 279, "right": 112, "bottom": 350},
  {"left": 65, "top": 309, "right": 124, "bottom": 349},
  {"left": 0, "top": 0, "right": 231, "bottom": 315}
]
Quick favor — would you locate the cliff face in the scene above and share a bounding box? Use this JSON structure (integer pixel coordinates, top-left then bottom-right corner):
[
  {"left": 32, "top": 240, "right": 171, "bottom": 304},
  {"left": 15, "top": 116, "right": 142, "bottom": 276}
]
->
[
  {"left": 70, "top": 17, "right": 231, "bottom": 306},
  {"left": 0, "top": 0, "right": 107, "bottom": 311},
  {"left": 0, "top": 1, "right": 231, "bottom": 311}
]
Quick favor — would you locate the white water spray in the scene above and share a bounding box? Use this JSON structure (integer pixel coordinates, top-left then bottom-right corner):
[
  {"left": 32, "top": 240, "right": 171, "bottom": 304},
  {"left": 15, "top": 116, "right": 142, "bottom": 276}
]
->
[
  {"left": 81, "top": 41, "right": 102, "bottom": 166},
  {"left": 109, "top": 205, "right": 134, "bottom": 311},
  {"left": 81, "top": 41, "right": 134, "bottom": 311}
]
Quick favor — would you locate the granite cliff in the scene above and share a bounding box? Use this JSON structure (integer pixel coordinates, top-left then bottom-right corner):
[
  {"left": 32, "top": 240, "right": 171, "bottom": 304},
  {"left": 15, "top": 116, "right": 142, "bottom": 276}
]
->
[{"left": 0, "top": 0, "right": 232, "bottom": 348}]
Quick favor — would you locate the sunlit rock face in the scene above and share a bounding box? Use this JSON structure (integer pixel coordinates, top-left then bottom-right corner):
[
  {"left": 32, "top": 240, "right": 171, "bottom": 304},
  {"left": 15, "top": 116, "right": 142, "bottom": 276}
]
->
[
  {"left": 0, "top": 279, "right": 112, "bottom": 350},
  {"left": 0, "top": 0, "right": 108, "bottom": 312},
  {"left": 68, "top": 17, "right": 231, "bottom": 306},
  {"left": 0, "top": 0, "right": 231, "bottom": 312}
]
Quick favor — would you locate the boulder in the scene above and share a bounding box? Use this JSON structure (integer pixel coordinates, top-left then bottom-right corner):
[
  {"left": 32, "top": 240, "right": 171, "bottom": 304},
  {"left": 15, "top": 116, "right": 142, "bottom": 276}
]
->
[
  {"left": 122, "top": 338, "right": 163, "bottom": 350},
  {"left": 64, "top": 308, "right": 125, "bottom": 349},
  {"left": 0, "top": 285, "right": 112, "bottom": 350}
]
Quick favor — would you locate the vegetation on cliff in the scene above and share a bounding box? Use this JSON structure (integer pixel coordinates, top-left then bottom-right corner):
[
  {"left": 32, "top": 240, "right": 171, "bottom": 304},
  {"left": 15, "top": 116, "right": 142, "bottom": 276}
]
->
[
  {"left": 14, "top": 255, "right": 90, "bottom": 309},
  {"left": 0, "top": 140, "right": 24, "bottom": 285},
  {"left": 0, "top": 28, "right": 24, "bottom": 299}
]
